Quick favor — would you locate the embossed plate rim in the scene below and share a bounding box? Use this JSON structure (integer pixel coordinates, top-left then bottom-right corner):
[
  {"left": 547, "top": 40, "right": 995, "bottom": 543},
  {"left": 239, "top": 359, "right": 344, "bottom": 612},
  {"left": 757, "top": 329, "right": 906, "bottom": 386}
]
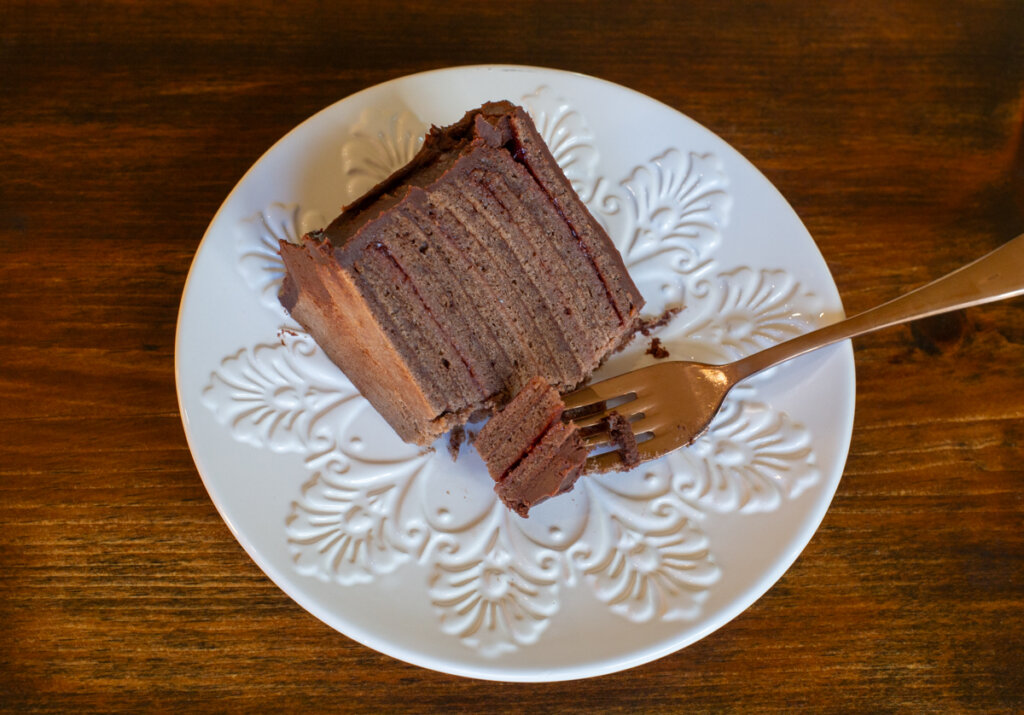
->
[{"left": 175, "top": 64, "right": 856, "bottom": 681}]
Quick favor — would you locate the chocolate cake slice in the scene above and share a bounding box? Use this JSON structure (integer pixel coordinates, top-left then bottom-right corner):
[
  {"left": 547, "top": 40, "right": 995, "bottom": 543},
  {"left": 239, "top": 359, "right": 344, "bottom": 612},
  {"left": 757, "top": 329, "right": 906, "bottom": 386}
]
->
[
  {"left": 279, "top": 101, "right": 643, "bottom": 444},
  {"left": 475, "top": 376, "right": 587, "bottom": 517}
]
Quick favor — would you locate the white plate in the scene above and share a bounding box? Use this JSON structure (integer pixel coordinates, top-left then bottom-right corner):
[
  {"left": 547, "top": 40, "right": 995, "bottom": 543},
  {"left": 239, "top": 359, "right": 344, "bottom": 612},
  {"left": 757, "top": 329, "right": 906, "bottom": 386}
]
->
[{"left": 175, "top": 65, "right": 855, "bottom": 682}]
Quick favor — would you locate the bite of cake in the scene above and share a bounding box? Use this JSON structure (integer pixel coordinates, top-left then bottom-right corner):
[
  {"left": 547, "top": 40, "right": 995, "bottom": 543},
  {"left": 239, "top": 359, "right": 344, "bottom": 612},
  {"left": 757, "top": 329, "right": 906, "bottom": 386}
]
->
[{"left": 474, "top": 376, "right": 588, "bottom": 517}]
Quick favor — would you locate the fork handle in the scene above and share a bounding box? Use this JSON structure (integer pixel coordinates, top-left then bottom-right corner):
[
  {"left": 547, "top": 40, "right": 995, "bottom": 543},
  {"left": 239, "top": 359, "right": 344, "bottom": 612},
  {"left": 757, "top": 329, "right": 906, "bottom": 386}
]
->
[{"left": 730, "top": 232, "right": 1024, "bottom": 382}]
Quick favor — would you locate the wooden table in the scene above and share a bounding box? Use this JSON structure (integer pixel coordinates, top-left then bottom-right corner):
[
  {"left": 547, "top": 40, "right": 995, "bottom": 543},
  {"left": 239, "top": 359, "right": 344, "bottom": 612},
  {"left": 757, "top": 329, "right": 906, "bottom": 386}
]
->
[{"left": 3, "top": 1, "right": 1022, "bottom": 710}]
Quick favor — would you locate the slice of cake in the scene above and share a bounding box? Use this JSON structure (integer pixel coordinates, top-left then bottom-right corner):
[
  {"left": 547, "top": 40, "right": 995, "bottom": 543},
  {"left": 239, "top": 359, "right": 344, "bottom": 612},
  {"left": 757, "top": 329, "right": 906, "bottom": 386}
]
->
[
  {"left": 475, "top": 376, "right": 587, "bottom": 517},
  {"left": 279, "top": 101, "right": 644, "bottom": 445}
]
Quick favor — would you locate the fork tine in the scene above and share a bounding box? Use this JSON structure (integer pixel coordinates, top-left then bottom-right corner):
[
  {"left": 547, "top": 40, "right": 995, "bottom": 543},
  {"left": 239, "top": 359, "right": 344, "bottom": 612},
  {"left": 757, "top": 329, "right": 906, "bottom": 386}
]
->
[
  {"left": 616, "top": 412, "right": 661, "bottom": 439},
  {"left": 569, "top": 389, "right": 662, "bottom": 430},
  {"left": 571, "top": 401, "right": 637, "bottom": 431},
  {"left": 584, "top": 434, "right": 672, "bottom": 473},
  {"left": 561, "top": 368, "right": 654, "bottom": 412},
  {"left": 580, "top": 412, "right": 660, "bottom": 449},
  {"left": 584, "top": 450, "right": 626, "bottom": 473}
]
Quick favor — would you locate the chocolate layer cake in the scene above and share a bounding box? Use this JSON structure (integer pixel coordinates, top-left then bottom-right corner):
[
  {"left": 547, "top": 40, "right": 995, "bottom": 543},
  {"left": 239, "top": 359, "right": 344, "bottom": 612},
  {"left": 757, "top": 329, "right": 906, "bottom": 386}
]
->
[
  {"left": 279, "top": 101, "right": 643, "bottom": 444},
  {"left": 475, "top": 377, "right": 587, "bottom": 517}
]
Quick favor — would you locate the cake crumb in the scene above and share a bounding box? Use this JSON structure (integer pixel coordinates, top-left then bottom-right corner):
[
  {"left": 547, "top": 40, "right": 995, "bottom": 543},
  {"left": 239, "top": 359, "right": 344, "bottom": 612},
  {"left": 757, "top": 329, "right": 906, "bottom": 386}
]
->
[
  {"left": 276, "top": 327, "right": 300, "bottom": 345},
  {"left": 613, "top": 306, "right": 682, "bottom": 354},
  {"left": 447, "top": 426, "right": 467, "bottom": 461},
  {"left": 646, "top": 337, "right": 670, "bottom": 359},
  {"left": 636, "top": 306, "right": 681, "bottom": 336},
  {"left": 602, "top": 411, "right": 641, "bottom": 471}
]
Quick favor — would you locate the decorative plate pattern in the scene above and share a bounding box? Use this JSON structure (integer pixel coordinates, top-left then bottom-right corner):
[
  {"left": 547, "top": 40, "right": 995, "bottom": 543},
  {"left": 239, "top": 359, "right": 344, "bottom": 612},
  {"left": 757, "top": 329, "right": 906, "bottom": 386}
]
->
[{"left": 176, "top": 66, "right": 855, "bottom": 682}]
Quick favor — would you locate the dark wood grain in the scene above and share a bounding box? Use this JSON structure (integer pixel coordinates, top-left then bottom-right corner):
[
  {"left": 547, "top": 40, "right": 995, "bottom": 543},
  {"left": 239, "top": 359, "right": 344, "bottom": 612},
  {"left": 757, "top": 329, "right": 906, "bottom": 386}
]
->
[{"left": 2, "top": 0, "right": 1022, "bottom": 711}]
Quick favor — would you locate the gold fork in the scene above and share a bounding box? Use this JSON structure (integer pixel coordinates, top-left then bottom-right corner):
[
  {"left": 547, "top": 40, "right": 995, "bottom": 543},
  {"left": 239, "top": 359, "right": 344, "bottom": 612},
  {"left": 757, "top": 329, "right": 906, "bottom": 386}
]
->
[{"left": 565, "top": 232, "right": 1024, "bottom": 471}]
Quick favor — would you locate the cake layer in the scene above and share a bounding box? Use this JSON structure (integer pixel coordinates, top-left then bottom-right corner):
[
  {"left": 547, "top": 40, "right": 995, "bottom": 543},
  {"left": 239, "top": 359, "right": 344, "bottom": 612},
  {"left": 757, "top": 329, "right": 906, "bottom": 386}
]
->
[
  {"left": 474, "top": 376, "right": 563, "bottom": 481},
  {"left": 279, "top": 101, "right": 644, "bottom": 444},
  {"left": 475, "top": 376, "right": 588, "bottom": 518},
  {"left": 495, "top": 422, "right": 586, "bottom": 518}
]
